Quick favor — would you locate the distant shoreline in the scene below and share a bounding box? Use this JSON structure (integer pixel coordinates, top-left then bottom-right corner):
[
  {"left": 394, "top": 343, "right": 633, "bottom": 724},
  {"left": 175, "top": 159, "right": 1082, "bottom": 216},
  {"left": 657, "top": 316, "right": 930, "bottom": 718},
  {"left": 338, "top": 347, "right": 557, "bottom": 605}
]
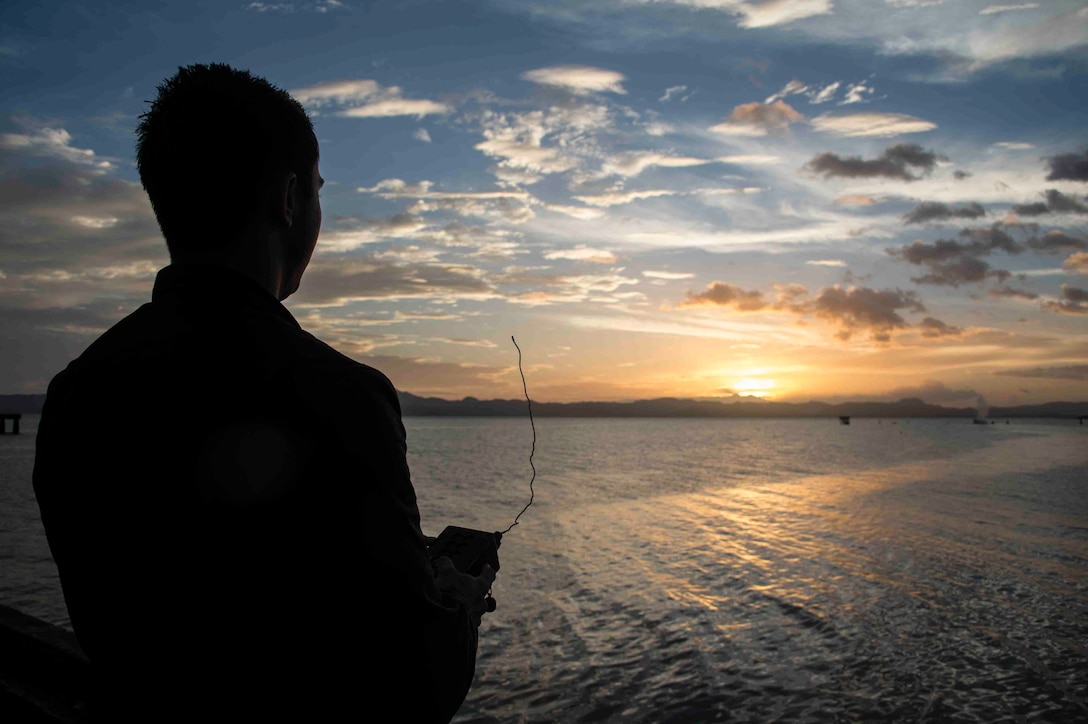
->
[{"left": 5, "top": 392, "right": 1087, "bottom": 420}]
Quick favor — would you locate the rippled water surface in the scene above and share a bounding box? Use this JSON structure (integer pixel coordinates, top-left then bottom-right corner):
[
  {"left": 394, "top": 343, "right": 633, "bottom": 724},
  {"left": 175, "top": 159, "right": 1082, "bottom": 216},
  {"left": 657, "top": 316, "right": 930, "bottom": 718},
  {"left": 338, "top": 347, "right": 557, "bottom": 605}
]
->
[
  {"left": 3, "top": 415, "right": 1087, "bottom": 721},
  {"left": 409, "top": 417, "right": 1088, "bottom": 723}
]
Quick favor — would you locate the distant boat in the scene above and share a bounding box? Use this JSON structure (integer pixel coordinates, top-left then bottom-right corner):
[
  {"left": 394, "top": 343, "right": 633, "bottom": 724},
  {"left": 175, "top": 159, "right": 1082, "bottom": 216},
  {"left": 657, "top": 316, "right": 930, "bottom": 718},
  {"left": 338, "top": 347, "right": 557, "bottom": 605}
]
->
[
  {"left": 839, "top": 416, "right": 850, "bottom": 425},
  {"left": 972, "top": 418, "right": 989, "bottom": 425}
]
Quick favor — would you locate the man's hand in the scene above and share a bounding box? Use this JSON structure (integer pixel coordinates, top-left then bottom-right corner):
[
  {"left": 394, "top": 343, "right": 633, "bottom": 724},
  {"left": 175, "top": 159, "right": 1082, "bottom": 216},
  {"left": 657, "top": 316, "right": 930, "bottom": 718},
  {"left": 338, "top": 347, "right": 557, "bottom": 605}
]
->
[{"left": 435, "top": 557, "right": 497, "bottom": 627}]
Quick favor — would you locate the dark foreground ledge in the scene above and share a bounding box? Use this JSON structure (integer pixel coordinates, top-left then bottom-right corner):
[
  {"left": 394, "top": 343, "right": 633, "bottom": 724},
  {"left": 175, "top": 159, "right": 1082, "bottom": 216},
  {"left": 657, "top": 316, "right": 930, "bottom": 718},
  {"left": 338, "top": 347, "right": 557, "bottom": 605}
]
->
[{"left": 0, "top": 604, "right": 92, "bottom": 723}]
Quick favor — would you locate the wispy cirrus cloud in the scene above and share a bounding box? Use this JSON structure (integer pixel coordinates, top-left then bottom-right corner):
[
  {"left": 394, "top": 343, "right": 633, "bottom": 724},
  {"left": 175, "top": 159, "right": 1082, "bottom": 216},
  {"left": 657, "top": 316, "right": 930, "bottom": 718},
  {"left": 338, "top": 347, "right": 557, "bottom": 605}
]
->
[
  {"left": 0, "top": 124, "right": 113, "bottom": 169},
  {"left": 993, "top": 364, "right": 1088, "bottom": 380},
  {"left": 521, "top": 66, "right": 627, "bottom": 95},
  {"left": 290, "top": 79, "right": 450, "bottom": 118},
  {"left": 632, "top": 0, "right": 832, "bottom": 28},
  {"left": 542, "top": 246, "right": 619, "bottom": 264},
  {"left": 810, "top": 112, "right": 936, "bottom": 137},
  {"left": 245, "top": 0, "right": 343, "bottom": 13},
  {"left": 979, "top": 4, "right": 1040, "bottom": 16},
  {"left": 572, "top": 186, "right": 761, "bottom": 208}
]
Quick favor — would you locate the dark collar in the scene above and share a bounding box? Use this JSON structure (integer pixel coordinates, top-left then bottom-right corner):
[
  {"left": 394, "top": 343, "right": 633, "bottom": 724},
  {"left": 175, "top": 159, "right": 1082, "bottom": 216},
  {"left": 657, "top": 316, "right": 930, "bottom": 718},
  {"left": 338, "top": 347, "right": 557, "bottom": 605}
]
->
[{"left": 151, "top": 264, "right": 301, "bottom": 329}]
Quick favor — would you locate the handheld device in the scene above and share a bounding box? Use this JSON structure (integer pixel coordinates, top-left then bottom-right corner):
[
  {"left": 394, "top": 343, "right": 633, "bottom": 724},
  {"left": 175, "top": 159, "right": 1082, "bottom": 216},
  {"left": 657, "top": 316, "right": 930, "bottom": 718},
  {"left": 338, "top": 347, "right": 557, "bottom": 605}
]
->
[{"left": 427, "top": 525, "right": 502, "bottom": 576}]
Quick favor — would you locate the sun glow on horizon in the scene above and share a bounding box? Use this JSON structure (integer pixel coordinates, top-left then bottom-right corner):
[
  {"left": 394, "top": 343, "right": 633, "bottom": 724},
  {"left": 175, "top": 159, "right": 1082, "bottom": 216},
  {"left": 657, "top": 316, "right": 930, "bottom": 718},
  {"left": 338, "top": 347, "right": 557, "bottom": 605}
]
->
[{"left": 732, "top": 377, "right": 778, "bottom": 398}]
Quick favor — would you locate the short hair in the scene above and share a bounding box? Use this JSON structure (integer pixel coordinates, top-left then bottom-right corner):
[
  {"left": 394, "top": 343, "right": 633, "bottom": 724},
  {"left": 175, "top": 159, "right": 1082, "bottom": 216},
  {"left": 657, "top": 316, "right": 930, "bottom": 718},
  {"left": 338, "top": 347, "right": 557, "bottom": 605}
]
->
[{"left": 136, "top": 63, "right": 318, "bottom": 255}]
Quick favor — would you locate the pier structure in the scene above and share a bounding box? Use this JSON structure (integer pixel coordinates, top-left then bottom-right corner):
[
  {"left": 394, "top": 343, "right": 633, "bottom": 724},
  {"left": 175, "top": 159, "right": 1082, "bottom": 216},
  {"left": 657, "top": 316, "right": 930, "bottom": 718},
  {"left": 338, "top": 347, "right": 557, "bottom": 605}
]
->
[{"left": 0, "top": 413, "right": 20, "bottom": 435}]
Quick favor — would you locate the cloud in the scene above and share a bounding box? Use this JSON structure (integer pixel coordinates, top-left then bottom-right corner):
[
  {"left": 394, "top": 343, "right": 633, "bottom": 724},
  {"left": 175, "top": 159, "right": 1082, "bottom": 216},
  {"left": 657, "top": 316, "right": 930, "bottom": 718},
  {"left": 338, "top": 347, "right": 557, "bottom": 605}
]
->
[
  {"left": 805, "top": 143, "right": 945, "bottom": 181},
  {"left": 413, "top": 128, "right": 432, "bottom": 143},
  {"left": 659, "top": 85, "right": 689, "bottom": 102},
  {"left": 734, "top": 0, "right": 833, "bottom": 28},
  {"left": 765, "top": 79, "right": 853, "bottom": 105},
  {"left": 572, "top": 186, "right": 760, "bottom": 208},
  {"left": 542, "top": 246, "right": 619, "bottom": 264},
  {"left": 1011, "top": 189, "right": 1088, "bottom": 216},
  {"left": 521, "top": 66, "right": 627, "bottom": 95},
  {"left": 1045, "top": 150, "right": 1088, "bottom": 182},
  {"left": 840, "top": 81, "right": 876, "bottom": 105},
  {"left": 764, "top": 79, "right": 808, "bottom": 104},
  {"left": 358, "top": 179, "right": 533, "bottom": 204},
  {"left": 717, "top": 154, "right": 783, "bottom": 165},
  {"left": 643, "top": 270, "right": 695, "bottom": 279},
  {"left": 709, "top": 100, "right": 803, "bottom": 136},
  {"left": 992, "top": 364, "right": 1088, "bottom": 381},
  {"left": 505, "top": 269, "right": 641, "bottom": 306},
  {"left": 677, "top": 281, "right": 927, "bottom": 341},
  {"left": 680, "top": 282, "right": 772, "bottom": 311},
  {"left": 354, "top": 179, "right": 537, "bottom": 226},
  {"left": 543, "top": 204, "right": 607, "bottom": 220},
  {"left": 988, "top": 283, "right": 1038, "bottom": 300},
  {"left": 979, "top": 3, "right": 1040, "bottom": 15},
  {"left": 917, "top": 317, "right": 962, "bottom": 337},
  {"left": 597, "top": 151, "right": 716, "bottom": 178},
  {"left": 474, "top": 104, "right": 610, "bottom": 184},
  {"left": 317, "top": 213, "right": 429, "bottom": 251},
  {"left": 811, "top": 285, "right": 925, "bottom": 341},
  {"left": 0, "top": 125, "right": 113, "bottom": 169},
  {"left": 1063, "top": 252, "right": 1088, "bottom": 274},
  {"left": 1043, "top": 285, "right": 1088, "bottom": 314},
  {"left": 293, "top": 257, "right": 495, "bottom": 306},
  {"left": 810, "top": 112, "right": 936, "bottom": 137},
  {"left": 1026, "top": 230, "right": 1088, "bottom": 253},
  {"left": 436, "top": 337, "right": 499, "bottom": 349},
  {"left": 888, "top": 225, "right": 1027, "bottom": 286},
  {"left": 573, "top": 188, "right": 678, "bottom": 208},
  {"left": 811, "top": 82, "right": 841, "bottom": 104},
  {"left": 834, "top": 194, "right": 877, "bottom": 206},
  {"left": 807, "top": 259, "right": 848, "bottom": 267},
  {"left": 903, "top": 201, "right": 986, "bottom": 224},
  {"left": 0, "top": 123, "right": 162, "bottom": 291},
  {"left": 635, "top": 0, "right": 832, "bottom": 28},
  {"left": 290, "top": 79, "right": 450, "bottom": 118},
  {"left": 245, "top": 1, "right": 344, "bottom": 12}
]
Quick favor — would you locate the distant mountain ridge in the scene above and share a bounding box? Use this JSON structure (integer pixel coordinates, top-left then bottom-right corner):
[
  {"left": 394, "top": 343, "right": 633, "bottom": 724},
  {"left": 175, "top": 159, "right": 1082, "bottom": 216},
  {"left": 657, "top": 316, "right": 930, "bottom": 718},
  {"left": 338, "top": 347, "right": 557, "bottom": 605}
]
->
[
  {"left": 397, "top": 392, "right": 1088, "bottom": 420},
  {"left": 4, "top": 393, "right": 1087, "bottom": 420}
]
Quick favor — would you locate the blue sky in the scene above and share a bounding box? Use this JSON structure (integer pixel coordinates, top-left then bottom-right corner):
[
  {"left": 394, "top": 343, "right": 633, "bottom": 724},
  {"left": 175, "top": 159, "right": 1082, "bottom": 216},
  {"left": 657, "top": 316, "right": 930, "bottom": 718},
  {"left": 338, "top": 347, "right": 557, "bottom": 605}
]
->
[{"left": 2, "top": 0, "right": 1087, "bottom": 404}]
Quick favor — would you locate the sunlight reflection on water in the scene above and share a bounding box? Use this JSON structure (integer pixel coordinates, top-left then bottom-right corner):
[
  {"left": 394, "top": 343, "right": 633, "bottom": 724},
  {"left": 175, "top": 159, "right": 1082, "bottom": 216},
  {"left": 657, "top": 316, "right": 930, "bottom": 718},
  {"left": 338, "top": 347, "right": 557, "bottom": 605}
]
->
[{"left": 418, "top": 419, "right": 1088, "bottom": 723}]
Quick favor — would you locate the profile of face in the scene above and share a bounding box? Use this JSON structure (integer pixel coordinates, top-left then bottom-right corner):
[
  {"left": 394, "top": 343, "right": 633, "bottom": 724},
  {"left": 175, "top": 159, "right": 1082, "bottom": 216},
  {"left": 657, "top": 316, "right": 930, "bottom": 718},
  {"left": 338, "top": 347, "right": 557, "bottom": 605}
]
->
[{"left": 282, "top": 160, "right": 323, "bottom": 299}]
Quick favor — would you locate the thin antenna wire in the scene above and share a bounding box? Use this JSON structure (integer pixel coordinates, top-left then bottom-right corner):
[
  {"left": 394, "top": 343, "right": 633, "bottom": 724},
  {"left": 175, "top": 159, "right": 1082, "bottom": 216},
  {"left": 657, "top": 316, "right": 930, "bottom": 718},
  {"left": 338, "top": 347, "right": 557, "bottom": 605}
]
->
[{"left": 501, "top": 335, "right": 535, "bottom": 535}]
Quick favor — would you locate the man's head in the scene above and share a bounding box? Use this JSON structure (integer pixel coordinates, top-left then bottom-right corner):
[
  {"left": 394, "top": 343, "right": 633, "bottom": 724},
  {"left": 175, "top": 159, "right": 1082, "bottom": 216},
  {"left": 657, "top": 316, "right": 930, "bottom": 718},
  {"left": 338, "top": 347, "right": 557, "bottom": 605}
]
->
[{"left": 136, "top": 64, "right": 320, "bottom": 264}]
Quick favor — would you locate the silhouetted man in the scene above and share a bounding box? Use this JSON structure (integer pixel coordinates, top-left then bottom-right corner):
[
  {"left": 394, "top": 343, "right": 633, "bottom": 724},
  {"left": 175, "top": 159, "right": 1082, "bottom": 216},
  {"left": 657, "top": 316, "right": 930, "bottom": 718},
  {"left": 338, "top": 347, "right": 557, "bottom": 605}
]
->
[{"left": 33, "top": 63, "right": 495, "bottom": 722}]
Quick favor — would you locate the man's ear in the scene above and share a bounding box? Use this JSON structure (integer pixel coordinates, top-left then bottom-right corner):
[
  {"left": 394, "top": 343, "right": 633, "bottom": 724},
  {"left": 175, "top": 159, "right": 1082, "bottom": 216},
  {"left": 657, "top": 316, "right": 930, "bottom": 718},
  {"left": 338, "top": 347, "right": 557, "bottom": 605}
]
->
[{"left": 279, "top": 172, "right": 299, "bottom": 228}]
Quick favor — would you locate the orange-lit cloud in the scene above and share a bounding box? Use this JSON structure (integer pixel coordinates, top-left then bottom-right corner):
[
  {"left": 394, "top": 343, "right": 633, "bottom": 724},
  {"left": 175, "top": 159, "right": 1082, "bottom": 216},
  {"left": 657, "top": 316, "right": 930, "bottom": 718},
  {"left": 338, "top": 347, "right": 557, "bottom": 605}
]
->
[
  {"left": 709, "top": 100, "right": 803, "bottom": 136},
  {"left": 678, "top": 281, "right": 935, "bottom": 342}
]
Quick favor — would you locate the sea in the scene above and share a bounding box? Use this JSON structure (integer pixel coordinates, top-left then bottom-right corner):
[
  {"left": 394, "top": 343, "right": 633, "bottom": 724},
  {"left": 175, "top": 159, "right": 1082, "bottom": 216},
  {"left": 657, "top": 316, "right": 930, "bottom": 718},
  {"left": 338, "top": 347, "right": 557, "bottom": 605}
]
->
[{"left": 2, "top": 413, "right": 1087, "bottom": 722}]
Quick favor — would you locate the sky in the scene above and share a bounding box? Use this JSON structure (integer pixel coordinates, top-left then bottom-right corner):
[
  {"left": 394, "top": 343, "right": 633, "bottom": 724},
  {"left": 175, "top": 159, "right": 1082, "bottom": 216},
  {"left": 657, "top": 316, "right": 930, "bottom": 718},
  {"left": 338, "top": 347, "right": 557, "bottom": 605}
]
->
[{"left": 1, "top": 0, "right": 1087, "bottom": 405}]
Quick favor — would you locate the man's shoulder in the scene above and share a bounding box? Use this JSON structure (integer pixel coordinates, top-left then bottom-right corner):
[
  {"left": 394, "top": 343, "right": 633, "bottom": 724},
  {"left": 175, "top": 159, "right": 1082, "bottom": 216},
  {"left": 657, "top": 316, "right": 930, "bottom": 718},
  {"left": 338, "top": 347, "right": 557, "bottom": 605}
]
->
[
  {"left": 290, "top": 337, "right": 400, "bottom": 414},
  {"left": 283, "top": 327, "right": 396, "bottom": 391}
]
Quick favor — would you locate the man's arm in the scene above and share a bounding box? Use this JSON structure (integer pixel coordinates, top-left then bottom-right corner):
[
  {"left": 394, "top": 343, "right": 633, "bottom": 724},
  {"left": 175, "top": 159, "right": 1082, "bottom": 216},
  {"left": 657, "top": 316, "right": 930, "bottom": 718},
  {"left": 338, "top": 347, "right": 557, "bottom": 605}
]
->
[{"left": 313, "top": 363, "right": 491, "bottom": 722}]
